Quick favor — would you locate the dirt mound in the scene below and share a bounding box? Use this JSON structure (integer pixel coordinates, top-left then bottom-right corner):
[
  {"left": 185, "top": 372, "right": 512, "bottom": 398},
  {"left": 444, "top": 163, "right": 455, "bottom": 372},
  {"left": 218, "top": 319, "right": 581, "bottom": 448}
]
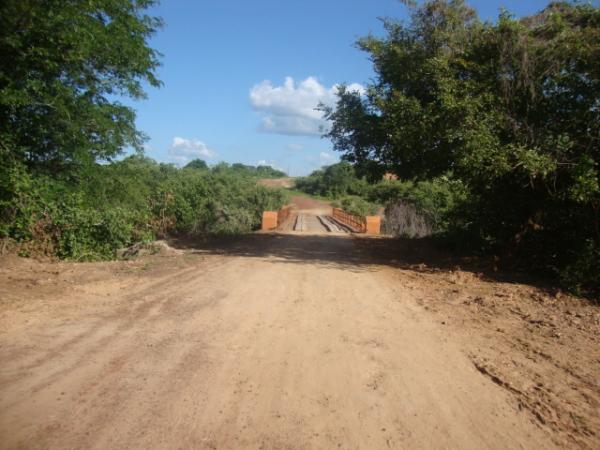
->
[{"left": 117, "top": 240, "right": 183, "bottom": 259}]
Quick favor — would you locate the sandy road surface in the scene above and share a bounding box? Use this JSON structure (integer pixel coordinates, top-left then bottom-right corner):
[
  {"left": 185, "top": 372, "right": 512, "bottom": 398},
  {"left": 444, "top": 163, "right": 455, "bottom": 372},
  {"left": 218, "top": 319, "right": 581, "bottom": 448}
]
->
[
  {"left": 280, "top": 195, "right": 343, "bottom": 234},
  {"left": 1, "top": 231, "right": 598, "bottom": 448},
  {"left": 292, "top": 214, "right": 332, "bottom": 233},
  {"left": 0, "top": 237, "right": 551, "bottom": 449}
]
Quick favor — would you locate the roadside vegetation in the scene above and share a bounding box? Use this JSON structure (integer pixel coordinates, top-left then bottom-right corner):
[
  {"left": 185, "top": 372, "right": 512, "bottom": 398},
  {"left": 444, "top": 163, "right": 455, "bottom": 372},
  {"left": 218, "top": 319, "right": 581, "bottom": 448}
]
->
[
  {"left": 0, "top": 0, "right": 597, "bottom": 295},
  {"left": 295, "top": 162, "right": 465, "bottom": 233},
  {"left": 0, "top": 0, "right": 286, "bottom": 260},
  {"left": 303, "top": 1, "right": 600, "bottom": 295},
  {"left": 0, "top": 156, "right": 287, "bottom": 260}
]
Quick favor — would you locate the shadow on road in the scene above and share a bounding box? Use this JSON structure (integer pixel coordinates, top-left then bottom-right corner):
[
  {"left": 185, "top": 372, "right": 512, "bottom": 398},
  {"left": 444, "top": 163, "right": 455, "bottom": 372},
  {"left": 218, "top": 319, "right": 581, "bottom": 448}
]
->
[
  {"left": 170, "top": 233, "right": 471, "bottom": 274},
  {"left": 169, "top": 232, "right": 558, "bottom": 291}
]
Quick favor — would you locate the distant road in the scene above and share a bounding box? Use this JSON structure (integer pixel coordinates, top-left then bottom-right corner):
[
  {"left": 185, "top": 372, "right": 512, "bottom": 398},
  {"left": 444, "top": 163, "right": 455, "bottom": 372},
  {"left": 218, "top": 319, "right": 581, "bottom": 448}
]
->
[{"left": 257, "top": 177, "right": 295, "bottom": 188}]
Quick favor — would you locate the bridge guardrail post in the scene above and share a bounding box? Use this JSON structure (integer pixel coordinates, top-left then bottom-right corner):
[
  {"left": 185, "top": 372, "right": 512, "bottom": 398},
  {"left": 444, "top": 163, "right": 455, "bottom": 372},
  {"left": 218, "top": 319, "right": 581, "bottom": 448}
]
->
[
  {"left": 261, "top": 211, "right": 278, "bottom": 230},
  {"left": 365, "top": 216, "right": 381, "bottom": 235}
]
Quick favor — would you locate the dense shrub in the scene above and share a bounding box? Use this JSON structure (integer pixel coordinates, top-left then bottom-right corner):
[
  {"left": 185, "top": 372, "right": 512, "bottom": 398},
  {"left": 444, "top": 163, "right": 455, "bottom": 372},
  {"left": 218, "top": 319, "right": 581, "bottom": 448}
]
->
[
  {"left": 370, "top": 176, "right": 467, "bottom": 232},
  {"left": 320, "top": 0, "right": 600, "bottom": 295},
  {"left": 0, "top": 1, "right": 288, "bottom": 261},
  {"left": 295, "top": 162, "right": 368, "bottom": 198},
  {"left": 0, "top": 156, "right": 287, "bottom": 260},
  {"left": 337, "top": 196, "right": 379, "bottom": 217},
  {"left": 382, "top": 201, "right": 433, "bottom": 238},
  {"left": 295, "top": 163, "right": 466, "bottom": 236},
  {"left": 0, "top": 167, "right": 153, "bottom": 259}
]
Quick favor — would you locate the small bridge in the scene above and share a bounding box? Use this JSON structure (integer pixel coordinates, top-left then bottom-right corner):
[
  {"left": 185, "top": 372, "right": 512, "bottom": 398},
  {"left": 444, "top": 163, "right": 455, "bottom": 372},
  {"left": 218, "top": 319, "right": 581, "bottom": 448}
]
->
[{"left": 261, "top": 205, "right": 380, "bottom": 235}]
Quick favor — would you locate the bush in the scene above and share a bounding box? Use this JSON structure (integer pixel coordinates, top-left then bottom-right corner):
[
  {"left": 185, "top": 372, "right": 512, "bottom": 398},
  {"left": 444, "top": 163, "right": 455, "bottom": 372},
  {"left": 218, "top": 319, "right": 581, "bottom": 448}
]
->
[
  {"left": 320, "top": 0, "right": 600, "bottom": 295},
  {"left": 0, "top": 167, "right": 153, "bottom": 259},
  {"left": 560, "top": 240, "right": 600, "bottom": 297},
  {"left": 338, "top": 196, "right": 379, "bottom": 217},
  {"left": 0, "top": 156, "right": 287, "bottom": 260},
  {"left": 382, "top": 201, "right": 433, "bottom": 238},
  {"left": 295, "top": 162, "right": 467, "bottom": 233},
  {"left": 372, "top": 177, "right": 466, "bottom": 238},
  {"left": 295, "top": 162, "right": 368, "bottom": 198}
]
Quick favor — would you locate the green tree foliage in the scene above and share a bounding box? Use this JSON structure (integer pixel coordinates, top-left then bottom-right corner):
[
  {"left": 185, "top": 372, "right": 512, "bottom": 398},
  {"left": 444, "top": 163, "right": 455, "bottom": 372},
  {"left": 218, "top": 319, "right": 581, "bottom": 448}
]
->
[
  {"left": 230, "top": 163, "right": 287, "bottom": 178},
  {"left": 184, "top": 159, "right": 209, "bottom": 171},
  {"left": 0, "top": 0, "right": 162, "bottom": 174},
  {"left": 295, "top": 162, "right": 369, "bottom": 198},
  {"left": 1, "top": 157, "right": 287, "bottom": 260},
  {"left": 0, "top": 1, "right": 287, "bottom": 260},
  {"left": 337, "top": 196, "right": 379, "bottom": 217},
  {"left": 296, "top": 163, "right": 464, "bottom": 232},
  {"left": 323, "top": 1, "right": 600, "bottom": 294}
]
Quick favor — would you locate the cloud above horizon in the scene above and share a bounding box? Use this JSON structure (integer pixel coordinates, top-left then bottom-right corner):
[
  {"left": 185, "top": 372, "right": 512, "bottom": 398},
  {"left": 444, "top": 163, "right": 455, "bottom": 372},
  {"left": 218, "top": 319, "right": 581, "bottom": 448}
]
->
[
  {"left": 249, "top": 76, "right": 365, "bottom": 136},
  {"left": 168, "top": 137, "right": 215, "bottom": 166}
]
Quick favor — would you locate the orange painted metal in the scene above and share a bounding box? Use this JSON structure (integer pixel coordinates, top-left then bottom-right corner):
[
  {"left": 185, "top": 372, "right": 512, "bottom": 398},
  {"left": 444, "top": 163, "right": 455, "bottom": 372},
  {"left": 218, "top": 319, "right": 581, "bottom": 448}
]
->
[
  {"left": 332, "top": 208, "right": 380, "bottom": 234},
  {"left": 365, "top": 216, "right": 381, "bottom": 235},
  {"left": 277, "top": 205, "right": 292, "bottom": 227},
  {"left": 261, "top": 211, "right": 278, "bottom": 230},
  {"left": 264, "top": 206, "right": 380, "bottom": 234},
  {"left": 332, "top": 208, "right": 366, "bottom": 233},
  {"left": 262, "top": 205, "right": 294, "bottom": 231}
]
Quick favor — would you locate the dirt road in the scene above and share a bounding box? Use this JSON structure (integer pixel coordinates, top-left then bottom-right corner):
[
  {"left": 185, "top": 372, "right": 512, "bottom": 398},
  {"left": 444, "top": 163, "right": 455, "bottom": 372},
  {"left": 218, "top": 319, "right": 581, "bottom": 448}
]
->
[
  {"left": 1, "top": 224, "right": 599, "bottom": 448},
  {"left": 277, "top": 195, "right": 336, "bottom": 234}
]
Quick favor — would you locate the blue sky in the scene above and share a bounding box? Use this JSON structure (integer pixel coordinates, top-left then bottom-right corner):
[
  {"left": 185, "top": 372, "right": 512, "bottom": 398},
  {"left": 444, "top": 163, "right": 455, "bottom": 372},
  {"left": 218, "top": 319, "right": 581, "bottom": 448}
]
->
[{"left": 132, "top": 0, "right": 556, "bottom": 175}]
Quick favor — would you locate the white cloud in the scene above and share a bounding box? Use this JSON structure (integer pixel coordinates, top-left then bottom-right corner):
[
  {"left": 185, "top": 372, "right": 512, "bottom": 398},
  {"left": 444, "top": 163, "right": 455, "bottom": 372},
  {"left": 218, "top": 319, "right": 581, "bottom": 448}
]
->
[
  {"left": 168, "top": 136, "right": 215, "bottom": 166},
  {"left": 249, "top": 76, "right": 365, "bottom": 136}
]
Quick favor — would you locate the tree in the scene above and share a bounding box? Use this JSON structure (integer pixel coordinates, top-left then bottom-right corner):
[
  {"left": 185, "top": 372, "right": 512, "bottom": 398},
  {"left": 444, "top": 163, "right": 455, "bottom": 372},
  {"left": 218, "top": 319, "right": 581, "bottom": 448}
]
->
[
  {"left": 0, "top": 0, "right": 162, "bottom": 175},
  {"left": 185, "top": 159, "right": 209, "bottom": 170},
  {"left": 322, "top": 0, "right": 479, "bottom": 180},
  {"left": 325, "top": 1, "right": 599, "bottom": 192},
  {"left": 295, "top": 162, "right": 368, "bottom": 198},
  {"left": 324, "top": 0, "right": 600, "bottom": 293}
]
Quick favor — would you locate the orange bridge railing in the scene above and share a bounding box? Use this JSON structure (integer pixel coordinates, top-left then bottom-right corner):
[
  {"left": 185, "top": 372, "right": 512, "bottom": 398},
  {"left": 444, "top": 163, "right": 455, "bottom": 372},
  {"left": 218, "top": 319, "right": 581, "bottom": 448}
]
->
[
  {"left": 261, "top": 206, "right": 380, "bottom": 234},
  {"left": 332, "top": 208, "right": 366, "bottom": 232},
  {"left": 332, "top": 208, "right": 381, "bottom": 235}
]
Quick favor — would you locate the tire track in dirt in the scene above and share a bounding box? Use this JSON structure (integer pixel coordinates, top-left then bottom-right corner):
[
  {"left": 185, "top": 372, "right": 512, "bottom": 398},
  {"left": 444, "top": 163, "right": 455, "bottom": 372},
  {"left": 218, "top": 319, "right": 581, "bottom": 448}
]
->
[{"left": 0, "top": 234, "right": 571, "bottom": 449}]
